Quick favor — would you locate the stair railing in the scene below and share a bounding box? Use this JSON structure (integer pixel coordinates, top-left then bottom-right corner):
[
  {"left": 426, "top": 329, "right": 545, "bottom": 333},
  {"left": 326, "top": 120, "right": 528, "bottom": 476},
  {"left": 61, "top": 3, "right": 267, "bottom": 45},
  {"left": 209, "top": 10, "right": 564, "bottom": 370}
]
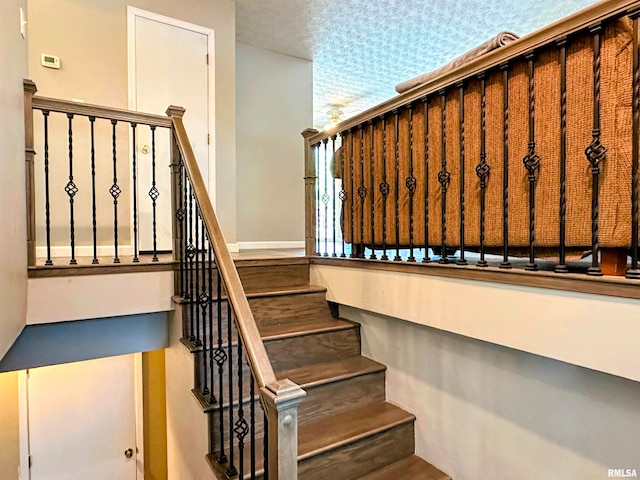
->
[{"left": 167, "top": 107, "right": 305, "bottom": 479}]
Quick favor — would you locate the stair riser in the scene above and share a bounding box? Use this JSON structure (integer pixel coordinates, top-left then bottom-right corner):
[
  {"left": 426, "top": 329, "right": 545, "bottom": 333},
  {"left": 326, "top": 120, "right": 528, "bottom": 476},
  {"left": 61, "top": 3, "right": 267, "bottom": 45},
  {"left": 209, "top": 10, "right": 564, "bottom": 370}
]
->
[{"left": 249, "top": 292, "right": 330, "bottom": 324}]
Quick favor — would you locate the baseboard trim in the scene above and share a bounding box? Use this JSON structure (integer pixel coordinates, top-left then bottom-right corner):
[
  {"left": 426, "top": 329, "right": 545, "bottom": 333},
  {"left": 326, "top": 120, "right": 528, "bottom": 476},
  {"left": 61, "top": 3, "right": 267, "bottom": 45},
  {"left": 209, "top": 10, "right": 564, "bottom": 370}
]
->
[
  {"left": 237, "top": 241, "right": 304, "bottom": 250},
  {"left": 226, "top": 243, "right": 240, "bottom": 253}
]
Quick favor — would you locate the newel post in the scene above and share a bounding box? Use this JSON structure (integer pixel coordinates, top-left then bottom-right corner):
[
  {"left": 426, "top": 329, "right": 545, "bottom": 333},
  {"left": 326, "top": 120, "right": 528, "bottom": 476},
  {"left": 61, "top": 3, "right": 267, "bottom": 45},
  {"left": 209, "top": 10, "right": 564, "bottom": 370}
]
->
[
  {"left": 261, "top": 379, "right": 306, "bottom": 479},
  {"left": 166, "top": 105, "right": 186, "bottom": 295},
  {"left": 302, "top": 128, "right": 319, "bottom": 256},
  {"left": 24, "top": 80, "right": 37, "bottom": 266}
]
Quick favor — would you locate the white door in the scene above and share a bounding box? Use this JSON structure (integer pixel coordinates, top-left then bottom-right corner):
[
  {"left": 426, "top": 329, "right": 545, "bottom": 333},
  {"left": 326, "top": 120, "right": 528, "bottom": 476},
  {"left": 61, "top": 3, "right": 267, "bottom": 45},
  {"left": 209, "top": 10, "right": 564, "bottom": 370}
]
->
[
  {"left": 131, "top": 12, "right": 210, "bottom": 252},
  {"left": 26, "top": 355, "right": 137, "bottom": 480}
]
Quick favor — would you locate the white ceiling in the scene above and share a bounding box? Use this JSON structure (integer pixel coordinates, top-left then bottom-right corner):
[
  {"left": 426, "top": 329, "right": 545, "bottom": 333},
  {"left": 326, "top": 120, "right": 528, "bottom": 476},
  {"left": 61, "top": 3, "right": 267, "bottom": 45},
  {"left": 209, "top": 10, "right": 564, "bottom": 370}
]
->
[{"left": 236, "top": 0, "right": 599, "bottom": 128}]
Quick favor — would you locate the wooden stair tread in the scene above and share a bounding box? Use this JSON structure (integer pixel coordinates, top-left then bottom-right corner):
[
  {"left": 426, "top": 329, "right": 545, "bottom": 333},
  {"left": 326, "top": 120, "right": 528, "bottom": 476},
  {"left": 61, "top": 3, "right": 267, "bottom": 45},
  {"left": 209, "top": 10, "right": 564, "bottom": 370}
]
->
[
  {"left": 356, "top": 455, "right": 451, "bottom": 480},
  {"left": 298, "top": 402, "right": 415, "bottom": 459},
  {"left": 280, "top": 356, "right": 385, "bottom": 388}
]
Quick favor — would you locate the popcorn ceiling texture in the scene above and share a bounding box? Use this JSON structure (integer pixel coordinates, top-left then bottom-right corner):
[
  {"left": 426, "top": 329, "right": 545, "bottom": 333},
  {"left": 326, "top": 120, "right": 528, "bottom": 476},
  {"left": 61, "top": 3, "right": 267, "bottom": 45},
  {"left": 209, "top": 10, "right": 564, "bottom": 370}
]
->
[{"left": 236, "top": 0, "right": 598, "bottom": 128}]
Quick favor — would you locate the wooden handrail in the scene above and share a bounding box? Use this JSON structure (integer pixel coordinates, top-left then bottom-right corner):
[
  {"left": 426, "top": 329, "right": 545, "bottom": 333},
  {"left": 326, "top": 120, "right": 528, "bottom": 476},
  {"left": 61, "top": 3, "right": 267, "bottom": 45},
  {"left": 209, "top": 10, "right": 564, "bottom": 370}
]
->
[
  {"left": 32, "top": 96, "right": 172, "bottom": 128},
  {"left": 307, "top": 0, "right": 640, "bottom": 145},
  {"left": 167, "top": 110, "right": 277, "bottom": 389}
]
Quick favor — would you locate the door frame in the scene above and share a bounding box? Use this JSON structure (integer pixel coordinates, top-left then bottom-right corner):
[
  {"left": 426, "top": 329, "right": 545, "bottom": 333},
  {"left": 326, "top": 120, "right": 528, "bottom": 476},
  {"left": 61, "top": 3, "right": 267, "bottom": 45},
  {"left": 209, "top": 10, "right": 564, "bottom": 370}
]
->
[{"left": 126, "top": 7, "right": 217, "bottom": 251}]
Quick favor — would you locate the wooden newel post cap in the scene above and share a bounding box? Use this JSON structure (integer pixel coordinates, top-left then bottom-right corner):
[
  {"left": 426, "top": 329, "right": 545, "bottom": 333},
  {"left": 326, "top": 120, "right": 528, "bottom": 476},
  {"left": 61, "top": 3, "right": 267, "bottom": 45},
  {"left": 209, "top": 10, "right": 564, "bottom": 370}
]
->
[
  {"left": 166, "top": 105, "right": 186, "bottom": 118},
  {"left": 24, "top": 79, "right": 37, "bottom": 94},
  {"left": 301, "top": 128, "right": 319, "bottom": 139}
]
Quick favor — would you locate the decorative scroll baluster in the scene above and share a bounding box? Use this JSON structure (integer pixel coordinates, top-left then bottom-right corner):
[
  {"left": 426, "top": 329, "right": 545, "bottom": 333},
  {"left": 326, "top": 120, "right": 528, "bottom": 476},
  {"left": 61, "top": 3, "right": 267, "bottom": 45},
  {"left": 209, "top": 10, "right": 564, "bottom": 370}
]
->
[
  {"left": 149, "top": 126, "right": 160, "bottom": 261},
  {"left": 585, "top": 24, "right": 606, "bottom": 276},
  {"left": 556, "top": 39, "right": 569, "bottom": 273},
  {"left": 476, "top": 73, "right": 490, "bottom": 268},
  {"left": 629, "top": 11, "right": 640, "bottom": 279},
  {"left": 422, "top": 98, "right": 431, "bottom": 263},
  {"left": 110, "top": 119, "right": 121, "bottom": 264},
  {"left": 208, "top": 242, "right": 216, "bottom": 403},
  {"left": 178, "top": 161, "right": 186, "bottom": 297},
  {"left": 65, "top": 114, "right": 78, "bottom": 265},
  {"left": 457, "top": 83, "right": 467, "bottom": 265},
  {"left": 250, "top": 373, "right": 256, "bottom": 478},
  {"left": 322, "top": 138, "right": 329, "bottom": 256},
  {"left": 393, "top": 109, "right": 401, "bottom": 261},
  {"left": 331, "top": 135, "right": 338, "bottom": 257},
  {"left": 187, "top": 184, "right": 196, "bottom": 341},
  {"left": 406, "top": 104, "right": 417, "bottom": 262},
  {"left": 89, "top": 117, "right": 98, "bottom": 265},
  {"left": 200, "top": 223, "right": 209, "bottom": 396},
  {"left": 438, "top": 91, "right": 450, "bottom": 264},
  {"left": 194, "top": 204, "right": 202, "bottom": 347},
  {"left": 358, "top": 127, "right": 367, "bottom": 258},
  {"left": 315, "top": 143, "right": 321, "bottom": 256},
  {"left": 338, "top": 132, "right": 347, "bottom": 258},
  {"left": 349, "top": 130, "right": 357, "bottom": 258},
  {"left": 225, "top": 302, "right": 238, "bottom": 478},
  {"left": 500, "top": 63, "right": 512, "bottom": 269},
  {"left": 131, "top": 123, "right": 140, "bottom": 263},
  {"left": 214, "top": 269, "right": 228, "bottom": 465},
  {"left": 379, "top": 116, "right": 390, "bottom": 261},
  {"left": 523, "top": 53, "right": 540, "bottom": 271},
  {"left": 235, "top": 339, "right": 249, "bottom": 480},
  {"left": 42, "top": 111, "right": 53, "bottom": 266},
  {"left": 369, "top": 120, "right": 377, "bottom": 259}
]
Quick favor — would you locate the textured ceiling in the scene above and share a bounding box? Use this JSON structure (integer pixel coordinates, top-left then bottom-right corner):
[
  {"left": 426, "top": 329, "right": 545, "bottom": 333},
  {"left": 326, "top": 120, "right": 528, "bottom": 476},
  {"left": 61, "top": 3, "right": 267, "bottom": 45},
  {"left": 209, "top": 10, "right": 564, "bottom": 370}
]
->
[{"left": 236, "top": 0, "right": 599, "bottom": 128}]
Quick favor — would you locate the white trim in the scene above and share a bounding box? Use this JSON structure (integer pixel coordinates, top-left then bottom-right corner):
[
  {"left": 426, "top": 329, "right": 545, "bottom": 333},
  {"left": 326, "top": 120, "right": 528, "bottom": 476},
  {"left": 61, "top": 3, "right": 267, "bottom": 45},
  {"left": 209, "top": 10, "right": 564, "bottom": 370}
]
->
[
  {"left": 226, "top": 243, "right": 240, "bottom": 253},
  {"left": 134, "top": 353, "right": 144, "bottom": 479},
  {"left": 36, "top": 245, "right": 133, "bottom": 258},
  {"left": 18, "top": 370, "right": 30, "bottom": 480},
  {"left": 237, "top": 241, "right": 305, "bottom": 250}
]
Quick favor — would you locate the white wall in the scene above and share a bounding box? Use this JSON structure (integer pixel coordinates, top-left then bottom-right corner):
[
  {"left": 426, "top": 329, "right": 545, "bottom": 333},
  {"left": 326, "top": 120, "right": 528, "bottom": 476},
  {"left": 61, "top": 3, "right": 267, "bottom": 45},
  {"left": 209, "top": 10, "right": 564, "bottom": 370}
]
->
[
  {"left": 344, "top": 306, "right": 640, "bottom": 480},
  {"left": 0, "top": 0, "right": 29, "bottom": 360},
  {"left": 236, "top": 42, "right": 312, "bottom": 247}
]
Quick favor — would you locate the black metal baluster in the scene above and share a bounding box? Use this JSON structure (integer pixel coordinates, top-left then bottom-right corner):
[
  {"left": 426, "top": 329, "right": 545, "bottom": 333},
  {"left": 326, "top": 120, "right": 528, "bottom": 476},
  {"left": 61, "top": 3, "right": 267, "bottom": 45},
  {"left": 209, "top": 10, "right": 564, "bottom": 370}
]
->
[
  {"left": 65, "top": 114, "right": 78, "bottom": 265},
  {"left": 331, "top": 134, "right": 338, "bottom": 257},
  {"left": 42, "top": 111, "right": 53, "bottom": 266},
  {"left": 358, "top": 127, "right": 367, "bottom": 258},
  {"left": 110, "top": 119, "right": 121, "bottom": 264},
  {"left": 315, "top": 143, "right": 321, "bottom": 256},
  {"left": 235, "top": 339, "right": 248, "bottom": 480},
  {"left": 523, "top": 53, "right": 540, "bottom": 271},
  {"left": 369, "top": 121, "right": 377, "bottom": 259},
  {"left": 349, "top": 130, "right": 357, "bottom": 258},
  {"left": 438, "top": 91, "right": 450, "bottom": 264},
  {"left": 263, "top": 410, "right": 269, "bottom": 480},
  {"left": 208, "top": 241, "right": 216, "bottom": 403},
  {"left": 338, "top": 132, "right": 347, "bottom": 258},
  {"left": 500, "top": 63, "right": 512, "bottom": 269},
  {"left": 556, "top": 39, "right": 569, "bottom": 273},
  {"left": 225, "top": 302, "right": 238, "bottom": 478},
  {"left": 585, "top": 25, "right": 606, "bottom": 276},
  {"left": 407, "top": 104, "right": 417, "bottom": 262},
  {"left": 131, "top": 123, "right": 140, "bottom": 263},
  {"left": 214, "top": 269, "right": 228, "bottom": 465},
  {"left": 629, "top": 11, "right": 640, "bottom": 279},
  {"left": 322, "top": 138, "right": 329, "bottom": 256},
  {"left": 88, "top": 116, "right": 98, "bottom": 265},
  {"left": 457, "top": 83, "right": 467, "bottom": 265},
  {"left": 250, "top": 373, "right": 256, "bottom": 479},
  {"left": 476, "top": 73, "right": 490, "bottom": 268},
  {"left": 380, "top": 116, "right": 390, "bottom": 261},
  {"left": 200, "top": 220, "right": 209, "bottom": 396},
  {"left": 187, "top": 183, "right": 196, "bottom": 341},
  {"left": 393, "top": 110, "right": 401, "bottom": 261},
  {"left": 194, "top": 204, "right": 202, "bottom": 347},
  {"left": 422, "top": 98, "right": 431, "bottom": 263},
  {"left": 177, "top": 160, "right": 186, "bottom": 297},
  {"left": 149, "top": 126, "right": 160, "bottom": 262}
]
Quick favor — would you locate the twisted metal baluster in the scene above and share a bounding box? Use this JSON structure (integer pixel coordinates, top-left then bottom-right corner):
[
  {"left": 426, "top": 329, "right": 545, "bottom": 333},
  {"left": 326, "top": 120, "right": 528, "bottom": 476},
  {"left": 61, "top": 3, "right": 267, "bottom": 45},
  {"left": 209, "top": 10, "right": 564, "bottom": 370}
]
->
[
  {"left": 556, "top": 39, "right": 569, "bottom": 273},
  {"left": 110, "top": 119, "right": 121, "bottom": 264},
  {"left": 438, "top": 91, "right": 450, "bottom": 264},
  {"left": 629, "top": 11, "right": 640, "bottom": 279},
  {"left": 422, "top": 97, "right": 431, "bottom": 263},
  {"left": 523, "top": 53, "right": 540, "bottom": 271},
  {"left": 65, "top": 114, "right": 78, "bottom": 265},
  {"left": 369, "top": 120, "right": 377, "bottom": 259},
  {"left": 500, "top": 63, "right": 512, "bottom": 268},
  {"left": 380, "top": 115, "right": 390, "bottom": 260},
  {"left": 89, "top": 116, "right": 98, "bottom": 265},
  {"left": 131, "top": 122, "right": 140, "bottom": 263},
  {"left": 457, "top": 83, "right": 467, "bottom": 265},
  {"left": 585, "top": 24, "right": 606, "bottom": 276},
  {"left": 407, "top": 104, "right": 417, "bottom": 262},
  {"left": 43, "top": 111, "right": 53, "bottom": 266},
  {"left": 476, "top": 73, "right": 490, "bottom": 267},
  {"left": 149, "top": 126, "right": 160, "bottom": 262}
]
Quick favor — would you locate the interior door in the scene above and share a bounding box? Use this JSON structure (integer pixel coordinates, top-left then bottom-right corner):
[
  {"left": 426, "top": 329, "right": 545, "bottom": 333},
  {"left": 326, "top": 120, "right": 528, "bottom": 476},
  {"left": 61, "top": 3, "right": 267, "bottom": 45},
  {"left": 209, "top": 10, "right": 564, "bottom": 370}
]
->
[
  {"left": 27, "top": 355, "right": 137, "bottom": 480},
  {"left": 133, "top": 14, "right": 210, "bottom": 253}
]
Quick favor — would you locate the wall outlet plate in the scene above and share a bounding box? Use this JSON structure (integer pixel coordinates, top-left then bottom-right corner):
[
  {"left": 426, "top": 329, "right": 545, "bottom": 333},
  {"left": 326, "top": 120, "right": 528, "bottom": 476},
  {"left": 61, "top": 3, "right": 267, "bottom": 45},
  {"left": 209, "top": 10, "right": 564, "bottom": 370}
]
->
[{"left": 41, "top": 54, "right": 60, "bottom": 69}]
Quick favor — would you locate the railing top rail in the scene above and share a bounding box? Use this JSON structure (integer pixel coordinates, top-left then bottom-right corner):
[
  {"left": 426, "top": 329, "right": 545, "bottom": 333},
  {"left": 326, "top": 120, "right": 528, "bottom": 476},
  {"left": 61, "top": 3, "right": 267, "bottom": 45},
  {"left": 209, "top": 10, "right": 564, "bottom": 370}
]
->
[
  {"left": 167, "top": 107, "right": 278, "bottom": 389},
  {"left": 307, "top": 0, "right": 640, "bottom": 145},
  {"left": 31, "top": 94, "right": 172, "bottom": 128}
]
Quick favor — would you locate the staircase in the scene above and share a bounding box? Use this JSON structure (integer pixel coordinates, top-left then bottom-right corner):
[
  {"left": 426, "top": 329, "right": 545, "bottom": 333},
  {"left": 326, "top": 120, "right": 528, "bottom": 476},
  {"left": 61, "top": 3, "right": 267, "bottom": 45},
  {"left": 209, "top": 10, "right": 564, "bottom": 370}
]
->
[{"left": 179, "top": 255, "right": 451, "bottom": 479}]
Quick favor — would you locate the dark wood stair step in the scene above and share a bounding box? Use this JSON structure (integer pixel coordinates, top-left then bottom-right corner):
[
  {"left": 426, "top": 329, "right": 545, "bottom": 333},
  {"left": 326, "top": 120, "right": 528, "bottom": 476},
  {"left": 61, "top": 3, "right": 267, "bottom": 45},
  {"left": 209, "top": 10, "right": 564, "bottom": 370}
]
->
[{"left": 355, "top": 455, "right": 452, "bottom": 480}]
